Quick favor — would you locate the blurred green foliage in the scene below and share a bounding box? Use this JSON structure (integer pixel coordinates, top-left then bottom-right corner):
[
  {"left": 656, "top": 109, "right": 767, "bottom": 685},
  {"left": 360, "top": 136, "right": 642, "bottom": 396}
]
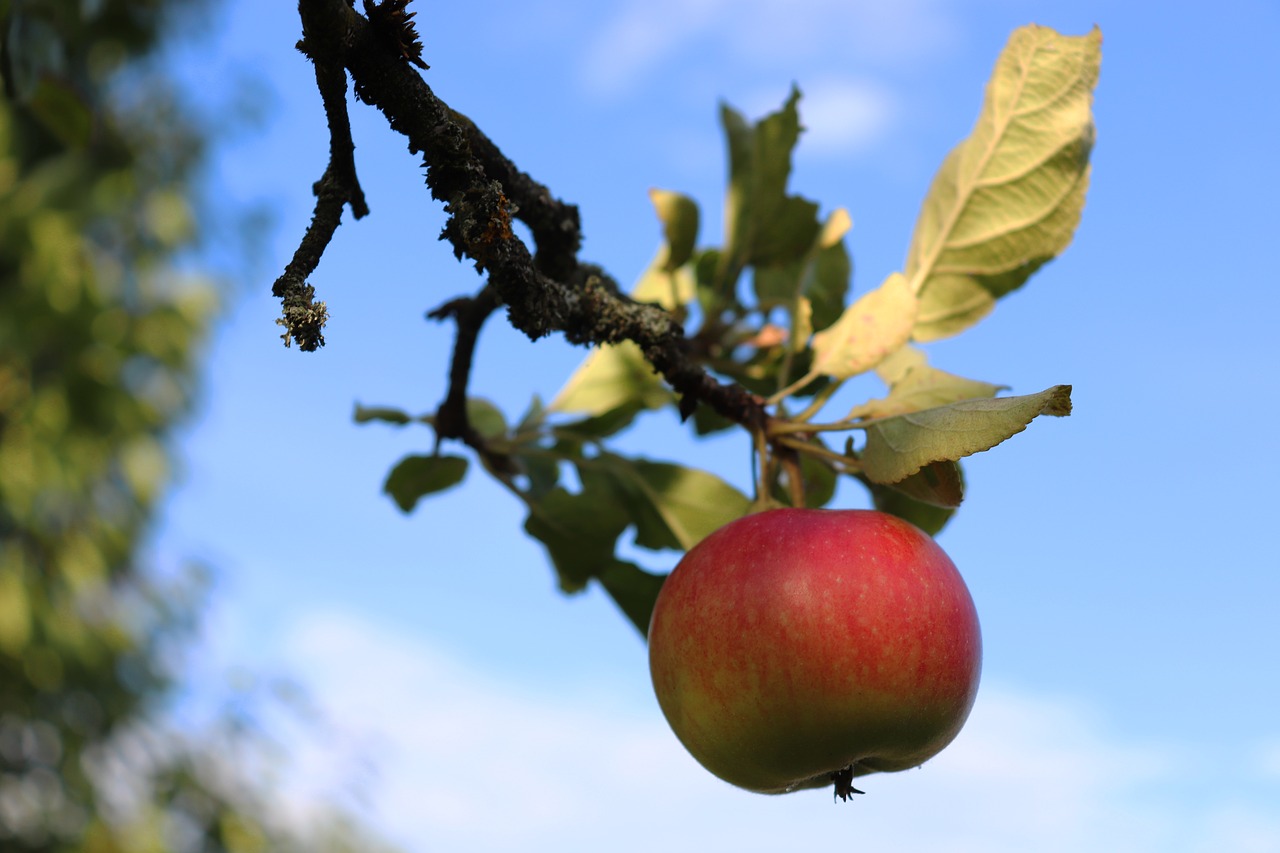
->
[{"left": 0, "top": 2, "right": 393, "bottom": 850}]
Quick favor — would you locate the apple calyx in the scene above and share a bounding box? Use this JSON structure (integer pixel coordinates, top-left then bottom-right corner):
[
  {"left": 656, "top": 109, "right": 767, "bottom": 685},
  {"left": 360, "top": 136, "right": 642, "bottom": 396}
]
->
[{"left": 832, "top": 766, "right": 865, "bottom": 802}]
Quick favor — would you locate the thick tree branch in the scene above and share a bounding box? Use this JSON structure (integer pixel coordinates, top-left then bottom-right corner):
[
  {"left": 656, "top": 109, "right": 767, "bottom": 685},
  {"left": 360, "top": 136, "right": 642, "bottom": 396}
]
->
[{"left": 287, "top": 0, "right": 767, "bottom": 432}]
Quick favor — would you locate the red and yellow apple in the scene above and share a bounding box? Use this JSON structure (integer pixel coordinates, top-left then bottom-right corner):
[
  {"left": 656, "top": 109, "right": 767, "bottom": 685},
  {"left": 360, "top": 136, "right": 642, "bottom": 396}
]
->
[{"left": 647, "top": 508, "right": 981, "bottom": 795}]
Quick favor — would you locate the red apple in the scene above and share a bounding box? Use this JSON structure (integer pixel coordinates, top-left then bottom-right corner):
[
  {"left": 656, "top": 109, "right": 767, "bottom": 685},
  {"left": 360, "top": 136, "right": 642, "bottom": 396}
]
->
[{"left": 647, "top": 508, "right": 981, "bottom": 796}]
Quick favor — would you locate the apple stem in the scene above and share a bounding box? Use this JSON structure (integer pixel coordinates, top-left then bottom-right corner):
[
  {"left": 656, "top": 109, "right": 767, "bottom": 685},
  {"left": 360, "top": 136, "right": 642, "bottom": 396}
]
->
[{"left": 832, "top": 766, "right": 865, "bottom": 802}]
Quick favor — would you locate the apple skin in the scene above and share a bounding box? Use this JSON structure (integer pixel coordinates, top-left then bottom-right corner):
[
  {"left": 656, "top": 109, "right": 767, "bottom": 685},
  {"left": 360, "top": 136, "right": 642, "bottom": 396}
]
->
[{"left": 647, "top": 508, "right": 981, "bottom": 794}]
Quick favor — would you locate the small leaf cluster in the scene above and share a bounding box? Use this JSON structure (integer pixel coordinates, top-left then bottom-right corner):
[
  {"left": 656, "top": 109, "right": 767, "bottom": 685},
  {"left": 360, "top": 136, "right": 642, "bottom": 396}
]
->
[{"left": 359, "top": 25, "right": 1100, "bottom": 635}]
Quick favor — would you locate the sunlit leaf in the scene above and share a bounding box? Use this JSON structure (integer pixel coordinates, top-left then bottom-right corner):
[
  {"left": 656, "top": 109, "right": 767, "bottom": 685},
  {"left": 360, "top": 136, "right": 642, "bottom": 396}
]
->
[
  {"left": 847, "top": 345, "right": 1006, "bottom": 420},
  {"left": 861, "top": 385, "right": 1072, "bottom": 484},
  {"left": 382, "top": 454, "right": 469, "bottom": 512},
  {"left": 905, "top": 25, "right": 1101, "bottom": 340},
  {"left": 811, "top": 272, "right": 917, "bottom": 379},
  {"left": 649, "top": 188, "right": 700, "bottom": 272},
  {"left": 549, "top": 340, "right": 673, "bottom": 416},
  {"left": 632, "top": 264, "right": 695, "bottom": 312}
]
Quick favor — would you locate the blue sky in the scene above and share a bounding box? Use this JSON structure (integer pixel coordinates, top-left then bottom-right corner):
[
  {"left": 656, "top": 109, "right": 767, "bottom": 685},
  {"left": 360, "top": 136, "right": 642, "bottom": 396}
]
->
[{"left": 155, "top": 1, "right": 1280, "bottom": 850}]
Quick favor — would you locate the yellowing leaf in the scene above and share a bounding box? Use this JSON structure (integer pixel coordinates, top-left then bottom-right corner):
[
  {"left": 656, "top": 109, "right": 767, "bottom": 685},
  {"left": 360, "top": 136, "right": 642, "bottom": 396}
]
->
[
  {"left": 861, "top": 384, "right": 1072, "bottom": 484},
  {"left": 648, "top": 188, "right": 700, "bottom": 272},
  {"left": 632, "top": 264, "right": 695, "bottom": 312},
  {"left": 810, "top": 272, "right": 917, "bottom": 379},
  {"left": 847, "top": 345, "right": 1006, "bottom": 420},
  {"left": 905, "top": 25, "right": 1100, "bottom": 341}
]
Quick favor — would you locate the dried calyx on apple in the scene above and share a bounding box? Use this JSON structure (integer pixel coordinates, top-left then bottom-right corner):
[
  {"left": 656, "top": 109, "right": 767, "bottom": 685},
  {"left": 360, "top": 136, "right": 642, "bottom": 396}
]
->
[{"left": 647, "top": 508, "right": 981, "bottom": 799}]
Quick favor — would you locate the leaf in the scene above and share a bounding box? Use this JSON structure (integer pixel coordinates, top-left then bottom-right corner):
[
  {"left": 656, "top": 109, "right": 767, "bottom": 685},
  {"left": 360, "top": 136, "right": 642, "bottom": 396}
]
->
[
  {"left": 28, "top": 81, "right": 94, "bottom": 151},
  {"left": 524, "top": 476, "right": 631, "bottom": 592},
  {"left": 649, "top": 189, "right": 700, "bottom": 272},
  {"left": 466, "top": 397, "right": 507, "bottom": 440},
  {"left": 354, "top": 404, "right": 414, "bottom": 426},
  {"left": 516, "top": 452, "right": 560, "bottom": 499},
  {"left": 810, "top": 272, "right": 917, "bottom": 379},
  {"left": 861, "top": 384, "right": 1072, "bottom": 484},
  {"left": 383, "top": 454, "right": 469, "bottom": 512},
  {"left": 881, "top": 460, "right": 964, "bottom": 508},
  {"left": 807, "top": 210, "right": 854, "bottom": 331},
  {"left": 848, "top": 345, "right": 1006, "bottom": 420},
  {"left": 720, "top": 88, "right": 821, "bottom": 280},
  {"left": 549, "top": 340, "right": 673, "bottom": 417},
  {"left": 597, "top": 561, "right": 667, "bottom": 638},
  {"left": 554, "top": 404, "right": 647, "bottom": 441},
  {"left": 752, "top": 207, "right": 851, "bottom": 332},
  {"left": 862, "top": 470, "right": 959, "bottom": 537},
  {"left": 632, "top": 264, "right": 695, "bottom": 312},
  {"left": 590, "top": 455, "right": 752, "bottom": 552},
  {"left": 905, "top": 25, "right": 1101, "bottom": 341},
  {"left": 773, "top": 446, "right": 837, "bottom": 509},
  {"left": 514, "top": 395, "right": 547, "bottom": 434}
]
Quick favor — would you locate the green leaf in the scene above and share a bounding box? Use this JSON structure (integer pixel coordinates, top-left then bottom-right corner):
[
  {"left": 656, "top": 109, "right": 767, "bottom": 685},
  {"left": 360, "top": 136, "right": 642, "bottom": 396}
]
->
[
  {"left": 862, "top": 469, "right": 960, "bottom": 537},
  {"left": 861, "top": 385, "right": 1072, "bottom": 484},
  {"left": 383, "top": 454, "right": 469, "bottom": 512},
  {"left": 524, "top": 476, "right": 631, "bottom": 592},
  {"left": 720, "top": 88, "right": 821, "bottom": 281},
  {"left": 554, "top": 404, "right": 647, "bottom": 441},
  {"left": 590, "top": 455, "right": 752, "bottom": 552},
  {"left": 597, "top": 561, "right": 667, "bottom": 638},
  {"left": 774, "top": 446, "right": 838, "bottom": 509},
  {"left": 36, "top": 87, "right": 91, "bottom": 146},
  {"left": 847, "top": 345, "right": 1006, "bottom": 420},
  {"left": 881, "top": 460, "right": 964, "bottom": 508},
  {"left": 811, "top": 272, "right": 917, "bottom": 379},
  {"left": 516, "top": 452, "right": 560, "bottom": 499},
  {"left": 905, "top": 25, "right": 1100, "bottom": 341},
  {"left": 752, "top": 208, "right": 851, "bottom": 331},
  {"left": 807, "top": 209, "right": 854, "bottom": 331},
  {"left": 354, "top": 404, "right": 414, "bottom": 425},
  {"left": 549, "top": 340, "right": 673, "bottom": 417},
  {"left": 514, "top": 395, "right": 547, "bottom": 435},
  {"left": 466, "top": 397, "right": 507, "bottom": 440},
  {"left": 648, "top": 188, "right": 700, "bottom": 272}
]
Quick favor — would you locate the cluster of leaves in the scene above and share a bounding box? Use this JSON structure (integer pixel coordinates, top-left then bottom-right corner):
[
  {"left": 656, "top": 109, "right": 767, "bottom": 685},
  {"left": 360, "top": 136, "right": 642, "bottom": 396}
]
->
[
  {"left": 0, "top": 2, "right": 396, "bottom": 851},
  {"left": 360, "top": 25, "right": 1100, "bottom": 635}
]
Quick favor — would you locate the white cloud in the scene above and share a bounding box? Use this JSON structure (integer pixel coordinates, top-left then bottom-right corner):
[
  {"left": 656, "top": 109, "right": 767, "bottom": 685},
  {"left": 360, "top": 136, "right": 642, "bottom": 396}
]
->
[
  {"left": 268, "top": 611, "right": 1280, "bottom": 853},
  {"left": 581, "top": 0, "right": 957, "bottom": 97},
  {"left": 792, "top": 77, "right": 896, "bottom": 156}
]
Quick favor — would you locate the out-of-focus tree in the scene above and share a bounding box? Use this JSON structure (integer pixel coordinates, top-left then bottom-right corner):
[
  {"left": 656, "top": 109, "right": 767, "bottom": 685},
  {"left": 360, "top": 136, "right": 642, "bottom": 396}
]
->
[{"left": 0, "top": 2, "right": 394, "bottom": 850}]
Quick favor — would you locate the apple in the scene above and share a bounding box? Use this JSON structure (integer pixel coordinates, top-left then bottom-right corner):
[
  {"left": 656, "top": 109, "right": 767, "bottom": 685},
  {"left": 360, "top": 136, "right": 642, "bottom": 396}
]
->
[{"left": 647, "top": 508, "right": 981, "bottom": 797}]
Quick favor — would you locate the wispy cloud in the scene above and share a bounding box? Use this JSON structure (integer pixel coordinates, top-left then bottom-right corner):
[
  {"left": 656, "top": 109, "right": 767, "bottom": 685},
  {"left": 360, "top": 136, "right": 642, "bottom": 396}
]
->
[
  {"left": 792, "top": 76, "right": 897, "bottom": 157},
  {"left": 270, "top": 611, "right": 1280, "bottom": 853},
  {"left": 580, "top": 0, "right": 957, "bottom": 97}
]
